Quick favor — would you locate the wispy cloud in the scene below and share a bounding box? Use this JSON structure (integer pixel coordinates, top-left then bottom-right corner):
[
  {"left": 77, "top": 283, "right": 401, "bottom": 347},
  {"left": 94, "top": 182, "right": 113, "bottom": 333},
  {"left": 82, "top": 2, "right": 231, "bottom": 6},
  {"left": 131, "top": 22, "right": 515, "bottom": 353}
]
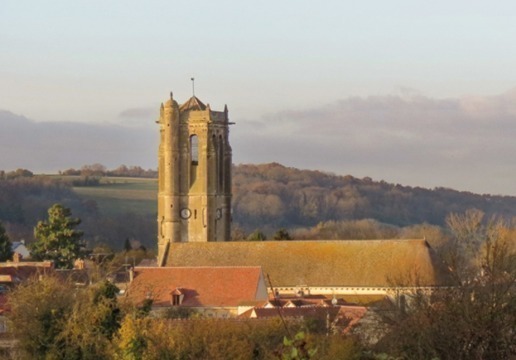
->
[
  {"left": 2, "top": 89, "right": 516, "bottom": 196},
  {"left": 232, "top": 89, "right": 516, "bottom": 195},
  {"left": 0, "top": 110, "right": 157, "bottom": 173}
]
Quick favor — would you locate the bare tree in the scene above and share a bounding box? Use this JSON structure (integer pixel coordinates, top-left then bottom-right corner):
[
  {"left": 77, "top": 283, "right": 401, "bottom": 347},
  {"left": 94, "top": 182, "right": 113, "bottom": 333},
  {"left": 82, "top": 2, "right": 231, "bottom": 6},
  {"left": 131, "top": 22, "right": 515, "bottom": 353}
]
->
[{"left": 380, "top": 211, "right": 516, "bottom": 360}]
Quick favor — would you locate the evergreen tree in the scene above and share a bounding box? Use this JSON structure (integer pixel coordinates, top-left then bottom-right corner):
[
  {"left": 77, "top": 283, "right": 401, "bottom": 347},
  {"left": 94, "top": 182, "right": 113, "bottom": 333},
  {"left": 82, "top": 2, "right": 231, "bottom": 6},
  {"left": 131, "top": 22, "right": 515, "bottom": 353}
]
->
[
  {"left": 247, "top": 229, "right": 267, "bottom": 241},
  {"left": 273, "top": 228, "right": 292, "bottom": 240},
  {"left": 31, "top": 204, "right": 84, "bottom": 269},
  {"left": 91, "top": 280, "right": 121, "bottom": 339},
  {"left": 0, "top": 221, "right": 13, "bottom": 261}
]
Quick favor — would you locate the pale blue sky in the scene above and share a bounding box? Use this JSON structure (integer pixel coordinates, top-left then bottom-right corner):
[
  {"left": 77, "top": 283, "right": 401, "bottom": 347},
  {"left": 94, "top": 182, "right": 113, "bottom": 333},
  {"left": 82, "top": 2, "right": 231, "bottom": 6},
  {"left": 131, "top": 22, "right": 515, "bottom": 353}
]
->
[
  {"left": 3, "top": 0, "right": 516, "bottom": 121},
  {"left": 2, "top": 1, "right": 516, "bottom": 195}
]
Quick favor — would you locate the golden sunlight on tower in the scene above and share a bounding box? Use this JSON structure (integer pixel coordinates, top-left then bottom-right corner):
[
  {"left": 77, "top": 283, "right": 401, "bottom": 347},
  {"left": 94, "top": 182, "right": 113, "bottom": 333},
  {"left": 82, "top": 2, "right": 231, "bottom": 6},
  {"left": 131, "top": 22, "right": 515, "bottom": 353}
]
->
[{"left": 157, "top": 92, "right": 232, "bottom": 266}]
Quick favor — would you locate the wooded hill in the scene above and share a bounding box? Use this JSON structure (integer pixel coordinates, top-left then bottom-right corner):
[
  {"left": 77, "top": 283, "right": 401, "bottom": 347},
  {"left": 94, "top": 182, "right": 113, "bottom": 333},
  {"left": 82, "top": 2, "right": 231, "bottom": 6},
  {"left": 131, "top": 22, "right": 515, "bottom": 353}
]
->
[
  {"left": 0, "top": 163, "right": 515, "bottom": 249},
  {"left": 232, "top": 163, "right": 516, "bottom": 230}
]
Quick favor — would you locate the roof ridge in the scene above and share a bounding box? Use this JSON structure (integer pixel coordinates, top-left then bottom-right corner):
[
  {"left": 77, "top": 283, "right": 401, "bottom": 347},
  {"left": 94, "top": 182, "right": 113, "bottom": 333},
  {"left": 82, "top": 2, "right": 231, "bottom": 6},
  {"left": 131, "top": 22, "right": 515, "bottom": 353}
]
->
[
  {"left": 173, "top": 239, "right": 428, "bottom": 244},
  {"left": 136, "top": 266, "right": 262, "bottom": 269}
]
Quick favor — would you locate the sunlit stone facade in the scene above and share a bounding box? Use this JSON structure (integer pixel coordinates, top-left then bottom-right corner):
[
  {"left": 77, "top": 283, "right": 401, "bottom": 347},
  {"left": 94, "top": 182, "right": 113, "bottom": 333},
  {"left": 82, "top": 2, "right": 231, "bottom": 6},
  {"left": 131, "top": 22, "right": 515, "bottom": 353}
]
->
[{"left": 157, "top": 93, "right": 232, "bottom": 265}]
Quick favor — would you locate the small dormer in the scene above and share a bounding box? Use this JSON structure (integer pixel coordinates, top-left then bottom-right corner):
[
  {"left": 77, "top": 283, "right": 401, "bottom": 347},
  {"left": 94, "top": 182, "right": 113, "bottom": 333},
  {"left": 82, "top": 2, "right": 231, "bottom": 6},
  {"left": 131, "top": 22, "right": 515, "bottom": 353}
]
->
[
  {"left": 284, "top": 300, "right": 297, "bottom": 308},
  {"left": 171, "top": 288, "right": 184, "bottom": 306}
]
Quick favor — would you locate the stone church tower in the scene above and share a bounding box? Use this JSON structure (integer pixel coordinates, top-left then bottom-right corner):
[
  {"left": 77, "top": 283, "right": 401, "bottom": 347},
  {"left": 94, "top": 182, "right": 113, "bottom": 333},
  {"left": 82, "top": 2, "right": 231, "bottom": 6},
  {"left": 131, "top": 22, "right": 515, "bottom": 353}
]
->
[{"left": 157, "top": 92, "right": 232, "bottom": 266}]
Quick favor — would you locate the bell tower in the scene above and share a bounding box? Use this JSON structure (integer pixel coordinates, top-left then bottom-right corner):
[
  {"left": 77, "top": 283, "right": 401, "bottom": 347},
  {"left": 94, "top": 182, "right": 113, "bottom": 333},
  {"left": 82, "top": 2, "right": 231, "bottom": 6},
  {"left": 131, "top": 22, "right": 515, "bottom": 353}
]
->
[{"left": 157, "top": 92, "right": 232, "bottom": 266}]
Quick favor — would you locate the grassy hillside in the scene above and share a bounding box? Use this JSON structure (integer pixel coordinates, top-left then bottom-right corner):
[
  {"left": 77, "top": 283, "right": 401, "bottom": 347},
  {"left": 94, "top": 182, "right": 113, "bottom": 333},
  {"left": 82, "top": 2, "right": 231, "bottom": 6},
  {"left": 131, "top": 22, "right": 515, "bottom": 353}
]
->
[{"left": 72, "top": 177, "right": 157, "bottom": 216}]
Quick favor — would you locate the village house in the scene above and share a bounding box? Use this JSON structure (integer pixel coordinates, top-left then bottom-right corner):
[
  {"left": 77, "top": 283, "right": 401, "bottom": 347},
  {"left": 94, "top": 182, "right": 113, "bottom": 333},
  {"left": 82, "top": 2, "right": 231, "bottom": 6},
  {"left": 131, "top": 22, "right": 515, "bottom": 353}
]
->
[
  {"left": 11, "top": 241, "right": 30, "bottom": 260},
  {"left": 125, "top": 266, "right": 268, "bottom": 318}
]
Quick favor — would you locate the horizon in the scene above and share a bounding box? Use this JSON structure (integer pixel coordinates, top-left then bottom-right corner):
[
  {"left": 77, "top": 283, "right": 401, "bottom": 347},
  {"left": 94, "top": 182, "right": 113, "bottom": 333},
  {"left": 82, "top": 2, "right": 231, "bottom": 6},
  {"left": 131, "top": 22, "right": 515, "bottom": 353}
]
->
[
  {"left": 5, "top": 160, "right": 516, "bottom": 200},
  {"left": 2, "top": 1, "right": 516, "bottom": 196}
]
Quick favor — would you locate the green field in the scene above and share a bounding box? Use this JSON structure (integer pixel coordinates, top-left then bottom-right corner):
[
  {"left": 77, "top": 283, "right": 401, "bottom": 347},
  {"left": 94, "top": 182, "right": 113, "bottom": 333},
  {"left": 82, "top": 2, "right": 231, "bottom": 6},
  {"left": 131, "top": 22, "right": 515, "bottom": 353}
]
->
[{"left": 72, "top": 177, "right": 157, "bottom": 216}]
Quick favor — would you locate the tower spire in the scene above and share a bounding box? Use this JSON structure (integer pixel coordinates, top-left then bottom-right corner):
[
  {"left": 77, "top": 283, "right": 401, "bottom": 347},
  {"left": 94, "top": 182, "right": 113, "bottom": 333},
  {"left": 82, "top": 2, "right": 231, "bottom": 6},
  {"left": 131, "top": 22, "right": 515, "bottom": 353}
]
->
[{"left": 191, "top": 77, "right": 195, "bottom": 97}]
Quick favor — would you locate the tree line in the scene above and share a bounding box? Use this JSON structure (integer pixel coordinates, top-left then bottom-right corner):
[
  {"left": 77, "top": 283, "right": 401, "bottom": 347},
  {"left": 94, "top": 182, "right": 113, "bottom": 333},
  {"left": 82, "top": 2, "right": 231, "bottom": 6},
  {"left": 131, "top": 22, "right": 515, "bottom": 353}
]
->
[
  {"left": 232, "top": 163, "right": 516, "bottom": 232},
  {"left": 60, "top": 163, "right": 157, "bottom": 178},
  {"left": 1, "top": 162, "right": 516, "bottom": 251}
]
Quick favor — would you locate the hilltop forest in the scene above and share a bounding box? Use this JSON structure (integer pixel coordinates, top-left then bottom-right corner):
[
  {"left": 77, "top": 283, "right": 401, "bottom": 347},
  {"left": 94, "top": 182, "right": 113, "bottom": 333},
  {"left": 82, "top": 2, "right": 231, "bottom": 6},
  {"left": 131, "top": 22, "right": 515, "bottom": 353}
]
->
[{"left": 1, "top": 163, "right": 515, "bottom": 250}]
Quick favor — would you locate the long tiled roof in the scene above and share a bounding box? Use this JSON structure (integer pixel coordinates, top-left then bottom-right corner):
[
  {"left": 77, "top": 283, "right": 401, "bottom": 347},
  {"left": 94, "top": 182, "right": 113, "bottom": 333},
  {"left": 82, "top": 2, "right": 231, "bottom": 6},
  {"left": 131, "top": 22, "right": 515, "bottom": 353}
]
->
[
  {"left": 165, "top": 240, "right": 447, "bottom": 287},
  {"left": 126, "top": 266, "right": 267, "bottom": 307}
]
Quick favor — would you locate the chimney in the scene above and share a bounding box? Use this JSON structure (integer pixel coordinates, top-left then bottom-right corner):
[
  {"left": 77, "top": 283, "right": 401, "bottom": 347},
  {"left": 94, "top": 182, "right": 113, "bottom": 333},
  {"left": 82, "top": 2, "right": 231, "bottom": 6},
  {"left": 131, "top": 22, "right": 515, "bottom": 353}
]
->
[
  {"left": 74, "top": 259, "right": 85, "bottom": 270},
  {"left": 13, "top": 252, "right": 22, "bottom": 263},
  {"left": 129, "top": 267, "right": 134, "bottom": 283}
]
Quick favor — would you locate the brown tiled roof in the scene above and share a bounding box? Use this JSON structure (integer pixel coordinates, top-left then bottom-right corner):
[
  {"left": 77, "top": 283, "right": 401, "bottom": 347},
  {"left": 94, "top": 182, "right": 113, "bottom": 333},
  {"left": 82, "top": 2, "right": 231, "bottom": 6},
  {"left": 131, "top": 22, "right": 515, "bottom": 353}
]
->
[
  {"left": 166, "top": 240, "right": 447, "bottom": 287},
  {"left": 126, "top": 266, "right": 267, "bottom": 307},
  {"left": 335, "top": 306, "right": 368, "bottom": 333},
  {"left": 340, "top": 294, "right": 390, "bottom": 306}
]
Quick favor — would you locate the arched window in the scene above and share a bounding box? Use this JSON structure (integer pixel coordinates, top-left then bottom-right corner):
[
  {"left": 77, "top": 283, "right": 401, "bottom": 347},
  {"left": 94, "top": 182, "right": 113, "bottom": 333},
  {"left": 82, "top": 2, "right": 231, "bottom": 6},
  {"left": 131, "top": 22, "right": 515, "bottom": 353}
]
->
[{"left": 190, "top": 135, "right": 198, "bottom": 165}]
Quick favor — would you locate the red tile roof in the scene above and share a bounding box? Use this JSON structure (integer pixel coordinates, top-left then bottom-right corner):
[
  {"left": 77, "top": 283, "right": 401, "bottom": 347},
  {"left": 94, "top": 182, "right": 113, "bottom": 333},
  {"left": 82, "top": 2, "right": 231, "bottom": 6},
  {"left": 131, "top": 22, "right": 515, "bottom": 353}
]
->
[
  {"left": 126, "top": 266, "right": 267, "bottom": 308},
  {"left": 335, "top": 306, "right": 368, "bottom": 333}
]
